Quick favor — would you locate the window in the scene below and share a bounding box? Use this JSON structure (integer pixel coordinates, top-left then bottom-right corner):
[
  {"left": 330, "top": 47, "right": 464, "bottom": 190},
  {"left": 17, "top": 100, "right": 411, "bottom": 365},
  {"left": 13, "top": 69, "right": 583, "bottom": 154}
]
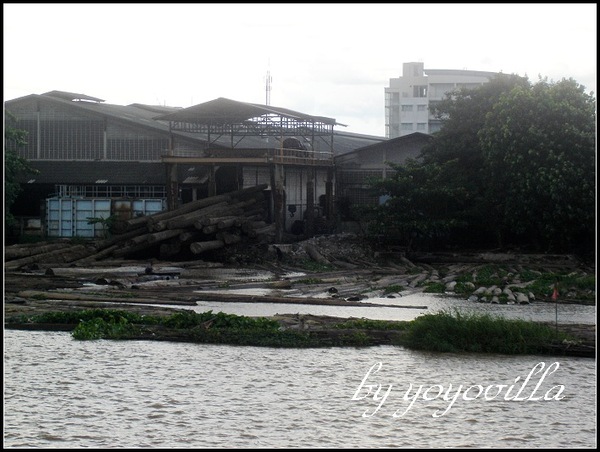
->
[
  {"left": 401, "top": 123, "right": 413, "bottom": 131},
  {"left": 417, "top": 105, "right": 427, "bottom": 112},
  {"left": 401, "top": 105, "right": 413, "bottom": 112},
  {"left": 413, "top": 86, "right": 427, "bottom": 97},
  {"left": 417, "top": 123, "right": 427, "bottom": 131}
]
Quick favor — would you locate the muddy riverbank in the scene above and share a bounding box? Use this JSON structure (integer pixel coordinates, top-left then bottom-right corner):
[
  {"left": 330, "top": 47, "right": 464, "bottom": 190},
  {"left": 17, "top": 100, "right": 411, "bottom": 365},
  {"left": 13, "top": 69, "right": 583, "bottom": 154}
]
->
[{"left": 4, "top": 239, "right": 596, "bottom": 357}]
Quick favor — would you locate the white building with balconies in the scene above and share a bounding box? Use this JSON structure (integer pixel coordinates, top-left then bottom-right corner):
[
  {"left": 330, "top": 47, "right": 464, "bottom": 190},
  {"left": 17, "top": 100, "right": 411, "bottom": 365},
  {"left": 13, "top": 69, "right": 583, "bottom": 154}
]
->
[{"left": 385, "top": 62, "right": 499, "bottom": 138}]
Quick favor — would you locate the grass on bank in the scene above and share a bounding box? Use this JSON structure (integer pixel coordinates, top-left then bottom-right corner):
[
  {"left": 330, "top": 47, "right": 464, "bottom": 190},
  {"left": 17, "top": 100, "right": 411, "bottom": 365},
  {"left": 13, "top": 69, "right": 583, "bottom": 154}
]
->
[
  {"left": 403, "top": 309, "right": 574, "bottom": 355},
  {"left": 6, "top": 308, "right": 578, "bottom": 354}
]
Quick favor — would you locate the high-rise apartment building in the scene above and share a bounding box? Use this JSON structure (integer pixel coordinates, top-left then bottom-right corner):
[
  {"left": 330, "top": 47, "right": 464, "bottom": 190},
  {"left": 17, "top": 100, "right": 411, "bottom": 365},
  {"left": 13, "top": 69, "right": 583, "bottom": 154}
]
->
[{"left": 385, "top": 62, "right": 499, "bottom": 138}]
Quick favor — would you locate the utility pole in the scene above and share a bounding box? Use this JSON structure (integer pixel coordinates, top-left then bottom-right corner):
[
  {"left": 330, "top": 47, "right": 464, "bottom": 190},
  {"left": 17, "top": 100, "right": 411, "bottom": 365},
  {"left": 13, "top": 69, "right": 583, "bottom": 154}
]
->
[{"left": 265, "top": 69, "right": 272, "bottom": 106}]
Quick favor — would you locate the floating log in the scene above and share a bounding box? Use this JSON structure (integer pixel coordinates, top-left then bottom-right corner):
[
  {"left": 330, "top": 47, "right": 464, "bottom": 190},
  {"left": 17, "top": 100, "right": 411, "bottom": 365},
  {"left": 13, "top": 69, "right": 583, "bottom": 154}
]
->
[
  {"left": 190, "top": 239, "right": 225, "bottom": 255},
  {"left": 16, "top": 290, "right": 197, "bottom": 306},
  {"left": 194, "top": 291, "right": 427, "bottom": 309}
]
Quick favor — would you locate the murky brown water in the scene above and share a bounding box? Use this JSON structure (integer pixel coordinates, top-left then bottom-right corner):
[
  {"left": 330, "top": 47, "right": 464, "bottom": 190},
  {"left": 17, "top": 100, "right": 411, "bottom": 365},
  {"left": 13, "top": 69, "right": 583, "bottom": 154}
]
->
[{"left": 4, "top": 330, "right": 596, "bottom": 448}]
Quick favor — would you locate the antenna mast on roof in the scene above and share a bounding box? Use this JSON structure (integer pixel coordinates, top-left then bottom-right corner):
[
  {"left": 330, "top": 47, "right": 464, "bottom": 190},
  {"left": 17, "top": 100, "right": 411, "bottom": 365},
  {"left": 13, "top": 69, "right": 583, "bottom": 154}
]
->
[{"left": 265, "top": 69, "right": 272, "bottom": 106}]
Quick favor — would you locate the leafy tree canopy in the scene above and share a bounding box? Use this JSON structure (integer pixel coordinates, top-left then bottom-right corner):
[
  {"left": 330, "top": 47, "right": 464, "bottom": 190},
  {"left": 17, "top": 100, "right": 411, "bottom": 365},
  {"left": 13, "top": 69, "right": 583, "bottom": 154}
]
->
[
  {"left": 366, "top": 75, "right": 596, "bottom": 254},
  {"left": 5, "top": 112, "right": 37, "bottom": 227}
]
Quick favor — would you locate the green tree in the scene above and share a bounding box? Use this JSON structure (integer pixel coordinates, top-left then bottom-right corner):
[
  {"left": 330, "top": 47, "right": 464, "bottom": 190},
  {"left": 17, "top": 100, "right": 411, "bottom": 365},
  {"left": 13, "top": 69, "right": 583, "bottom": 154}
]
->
[
  {"left": 366, "top": 75, "right": 596, "bottom": 254},
  {"left": 479, "top": 77, "right": 596, "bottom": 252},
  {"left": 366, "top": 74, "right": 529, "bottom": 250},
  {"left": 5, "top": 113, "right": 37, "bottom": 227}
]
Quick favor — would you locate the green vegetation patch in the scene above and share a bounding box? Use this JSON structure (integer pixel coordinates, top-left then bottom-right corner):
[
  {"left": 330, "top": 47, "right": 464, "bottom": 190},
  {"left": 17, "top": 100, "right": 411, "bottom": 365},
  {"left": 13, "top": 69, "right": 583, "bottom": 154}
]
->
[
  {"left": 299, "top": 260, "right": 335, "bottom": 272},
  {"left": 473, "top": 265, "right": 505, "bottom": 286},
  {"left": 382, "top": 284, "right": 405, "bottom": 295},
  {"left": 422, "top": 282, "right": 446, "bottom": 293},
  {"left": 403, "top": 309, "right": 573, "bottom": 355},
  {"left": 296, "top": 278, "right": 325, "bottom": 285},
  {"left": 334, "top": 318, "right": 409, "bottom": 331}
]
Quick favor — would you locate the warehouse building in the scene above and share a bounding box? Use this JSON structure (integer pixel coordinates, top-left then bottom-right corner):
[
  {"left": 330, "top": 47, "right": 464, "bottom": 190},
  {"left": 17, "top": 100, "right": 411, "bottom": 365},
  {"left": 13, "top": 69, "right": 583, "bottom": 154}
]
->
[{"left": 6, "top": 90, "right": 428, "bottom": 240}]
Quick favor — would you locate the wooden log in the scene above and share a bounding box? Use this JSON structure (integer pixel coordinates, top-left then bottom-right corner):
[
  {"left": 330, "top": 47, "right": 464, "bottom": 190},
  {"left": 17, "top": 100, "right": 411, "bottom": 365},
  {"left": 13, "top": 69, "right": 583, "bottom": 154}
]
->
[
  {"left": 191, "top": 291, "right": 426, "bottom": 309},
  {"left": 190, "top": 239, "right": 225, "bottom": 254},
  {"left": 242, "top": 220, "right": 267, "bottom": 233},
  {"left": 112, "top": 241, "right": 159, "bottom": 258},
  {"left": 235, "top": 214, "right": 264, "bottom": 226},
  {"left": 199, "top": 215, "right": 238, "bottom": 227},
  {"left": 140, "top": 184, "right": 266, "bottom": 231},
  {"left": 162, "top": 201, "right": 230, "bottom": 231},
  {"left": 72, "top": 244, "right": 121, "bottom": 264},
  {"left": 179, "top": 230, "right": 203, "bottom": 242},
  {"left": 228, "top": 183, "right": 269, "bottom": 201},
  {"left": 217, "top": 231, "right": 242, "bottom": 245},
  {"left": 5, "top": 242, "right": 75, "bottom": 260},
  {"left": 94, "top": 225, "right": 149, "bottom": 251},
  {"left": 202, "top": 225, "right": 217, "bottom": 235},
  {"left": 241, "top": 206, "right": 266, "bottom": 217},
  {"left": 217, "top": 217, "right": 238, "bottom": 229},
  {"left": 141, "top": 194, "right": 232, "bottom": 227},
  {"left": 4, "top": 245, "right": 96, "bottom": 269},
  {"left": 193, "top": 207, "right": 244, "bottom": 230},
  {"left": 305, "top": 244, "right": 329, "bottom": 264},
  {"left": 247, "top": 224, "right": 276, "bottom": 239},
  {"left": 16, "top": 290, "right": 197, "bottom": 306},
  {"left": 147, "top": 228, "right": 186, "bottom": 244}
]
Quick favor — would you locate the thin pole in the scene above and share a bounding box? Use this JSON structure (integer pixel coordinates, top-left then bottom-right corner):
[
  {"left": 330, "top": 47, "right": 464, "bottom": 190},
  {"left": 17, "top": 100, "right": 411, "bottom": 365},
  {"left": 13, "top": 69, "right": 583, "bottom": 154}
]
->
[{"left": 552, "top": 282, "right": 559, "bottom": 332}]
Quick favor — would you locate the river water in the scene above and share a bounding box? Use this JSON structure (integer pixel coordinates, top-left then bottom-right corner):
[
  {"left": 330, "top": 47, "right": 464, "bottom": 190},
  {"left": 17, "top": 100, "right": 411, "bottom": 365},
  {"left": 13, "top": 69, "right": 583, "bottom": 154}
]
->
[{"left": 4, "top": 301, "right": 597, "bottom": 449}]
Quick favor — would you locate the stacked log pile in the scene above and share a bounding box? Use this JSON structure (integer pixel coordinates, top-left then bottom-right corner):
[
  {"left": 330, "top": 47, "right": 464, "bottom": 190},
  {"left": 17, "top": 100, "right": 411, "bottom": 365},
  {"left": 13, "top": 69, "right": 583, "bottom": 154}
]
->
[{"left": 5, "top": 184, "right": 273, "bottom": 269}]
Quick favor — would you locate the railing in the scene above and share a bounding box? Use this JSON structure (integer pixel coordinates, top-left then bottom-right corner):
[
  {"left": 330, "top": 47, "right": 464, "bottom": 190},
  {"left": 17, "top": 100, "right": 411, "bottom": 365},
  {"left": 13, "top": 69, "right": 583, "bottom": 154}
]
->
[{"left": 270, "top": 147, "right": 333, "bottom": 165}]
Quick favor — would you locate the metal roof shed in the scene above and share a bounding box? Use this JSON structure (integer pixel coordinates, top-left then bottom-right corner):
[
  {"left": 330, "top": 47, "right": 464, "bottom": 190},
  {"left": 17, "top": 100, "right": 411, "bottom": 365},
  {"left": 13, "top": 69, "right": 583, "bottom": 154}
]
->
[{"left": 155, "top": 97, "right": 343, "bottom": 153}]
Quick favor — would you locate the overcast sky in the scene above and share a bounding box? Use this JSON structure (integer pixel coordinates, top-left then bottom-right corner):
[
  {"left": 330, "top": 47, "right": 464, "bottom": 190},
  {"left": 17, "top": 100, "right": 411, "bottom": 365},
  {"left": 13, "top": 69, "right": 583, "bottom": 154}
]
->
[{"left": 3, "top": 3, "right": 597, "bottom": 137}]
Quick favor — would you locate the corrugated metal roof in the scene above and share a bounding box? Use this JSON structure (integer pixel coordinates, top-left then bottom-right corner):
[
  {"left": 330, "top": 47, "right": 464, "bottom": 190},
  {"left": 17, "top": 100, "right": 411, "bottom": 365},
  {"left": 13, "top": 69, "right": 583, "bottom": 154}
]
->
[
  {"left": 335, "top": 132, "right": 431, "bottom": 164},
  {"left": 154, "top": 97, "right": 341, "bottom": 126},
  {"left": 5, "top": 92, "right": 386, "bottom": 156},
  {"left": 43, "top": 90, "right": 105, "bottom": 102}
]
